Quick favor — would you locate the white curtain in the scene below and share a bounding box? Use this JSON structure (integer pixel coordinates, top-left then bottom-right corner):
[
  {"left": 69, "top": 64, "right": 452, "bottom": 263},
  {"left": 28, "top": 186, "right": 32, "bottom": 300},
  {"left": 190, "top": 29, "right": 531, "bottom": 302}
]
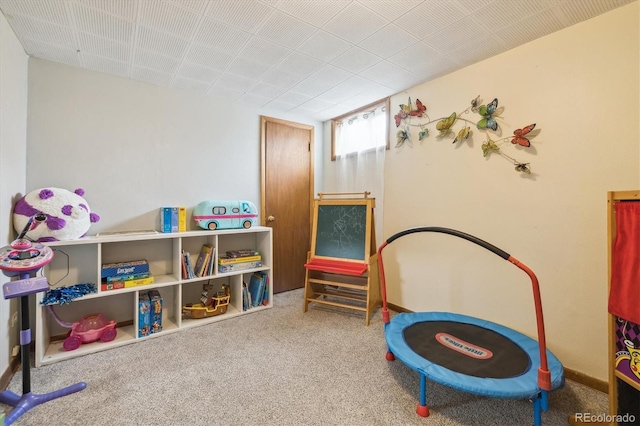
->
[{"left": 332, "top": 105, "right": 386, "bottom": 247}]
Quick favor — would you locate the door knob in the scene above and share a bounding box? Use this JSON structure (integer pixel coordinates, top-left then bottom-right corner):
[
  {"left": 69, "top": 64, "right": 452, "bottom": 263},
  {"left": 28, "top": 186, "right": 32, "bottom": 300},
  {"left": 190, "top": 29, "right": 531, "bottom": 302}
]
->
[{"left": 267, "top": 215, "right": 275, "bottom": 222}]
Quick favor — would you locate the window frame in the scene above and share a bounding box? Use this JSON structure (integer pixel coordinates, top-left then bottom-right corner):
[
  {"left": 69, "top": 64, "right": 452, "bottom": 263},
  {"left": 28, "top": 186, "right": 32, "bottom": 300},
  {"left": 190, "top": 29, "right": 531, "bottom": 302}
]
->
[{"left": 330, "top": 98, "right": 390, "bottom": 161}]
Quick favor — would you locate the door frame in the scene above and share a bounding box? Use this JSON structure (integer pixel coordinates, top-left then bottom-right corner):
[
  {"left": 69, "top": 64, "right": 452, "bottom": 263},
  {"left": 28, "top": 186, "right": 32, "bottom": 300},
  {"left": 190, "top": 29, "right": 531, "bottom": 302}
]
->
[{"left": 259, "top": 115, "right": 315, "bottom": 232}]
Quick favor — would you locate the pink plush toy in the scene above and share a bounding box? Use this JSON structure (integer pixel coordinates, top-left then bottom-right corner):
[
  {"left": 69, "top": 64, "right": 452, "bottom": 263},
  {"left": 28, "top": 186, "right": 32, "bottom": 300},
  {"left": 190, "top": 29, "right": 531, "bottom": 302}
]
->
[{"left": 13, "top": 187, "right": 100, "bottom": 242}]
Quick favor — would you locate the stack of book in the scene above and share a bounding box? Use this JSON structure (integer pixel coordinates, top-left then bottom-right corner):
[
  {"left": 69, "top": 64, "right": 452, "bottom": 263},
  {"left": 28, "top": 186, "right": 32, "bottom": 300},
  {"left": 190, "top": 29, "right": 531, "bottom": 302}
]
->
[
  {"left": 182, "top": 245, "right": 217, "bottom": 279},
  {"left": 218, "top": 249, "right": 262, "bottom": 273},
  {"left": 101, "top": 259, "right": 154, "bottom": 291},
  {"left": 242, "top": 271, "right": 269, "bottom": 311},
  {"left": 160, "top": 206, "right": 186, "bottom": 233}
]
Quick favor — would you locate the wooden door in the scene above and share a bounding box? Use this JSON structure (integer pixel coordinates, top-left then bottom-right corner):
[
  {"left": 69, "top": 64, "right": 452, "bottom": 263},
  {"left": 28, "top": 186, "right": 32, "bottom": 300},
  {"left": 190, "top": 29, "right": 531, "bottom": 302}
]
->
[{"left": 261, "top": 116, "right": 314, "bottom": 293}]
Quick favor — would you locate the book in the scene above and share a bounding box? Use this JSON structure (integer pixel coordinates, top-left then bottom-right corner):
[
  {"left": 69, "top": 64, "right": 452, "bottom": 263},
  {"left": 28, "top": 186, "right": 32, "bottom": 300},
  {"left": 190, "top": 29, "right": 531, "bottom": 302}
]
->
[
  {"left": 171, "top": 207, "right": 179, "bottom": 232},
  {"left": 102, "top": 276, "right": 155, "bottom": 291},
  {"left": 160, "top": 207, "right": 172, "bottom": 233},
  {"left": 178, "top": 207, "right": 186, "bottom": 232},
  {"left": 242, "top": 281, "right": 250, "bottom": 311},
  {"left": 206, "top": 247, "right": 216, "bottom": 276},
  {"left": 226, "top": 249, "right": 260, "bottom": 258},
  {"left": 248, "top": 273, "right": 265, "bottom": 307},
  {"left": 183, "top": 251, "right": 195, "bottom": 279},
  {"left": 260, "top": 272, "right": 269, "bottom": 306},
  {"left": 218, "top": 260, "right": 262, "bottom": 273},
  {"left": 218, "top": 254, "right": 261, "bottom": 265},
  {"left": 194, "top": 244, "right": 213, "bottom": 277}
]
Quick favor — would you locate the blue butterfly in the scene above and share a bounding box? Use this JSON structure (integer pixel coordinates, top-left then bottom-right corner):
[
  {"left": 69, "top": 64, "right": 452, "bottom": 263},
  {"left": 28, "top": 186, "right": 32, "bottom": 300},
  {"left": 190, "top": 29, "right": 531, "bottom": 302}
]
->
[{"left": 476, "top": 98, "right": 498, "bottom": 131}]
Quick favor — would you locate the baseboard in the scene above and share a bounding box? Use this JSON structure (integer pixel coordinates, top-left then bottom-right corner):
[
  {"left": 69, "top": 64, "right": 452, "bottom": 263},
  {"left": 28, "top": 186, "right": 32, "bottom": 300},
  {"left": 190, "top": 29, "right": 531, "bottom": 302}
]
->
[{"left": 0, "top": 354, "right": 20, "bottom": 391}]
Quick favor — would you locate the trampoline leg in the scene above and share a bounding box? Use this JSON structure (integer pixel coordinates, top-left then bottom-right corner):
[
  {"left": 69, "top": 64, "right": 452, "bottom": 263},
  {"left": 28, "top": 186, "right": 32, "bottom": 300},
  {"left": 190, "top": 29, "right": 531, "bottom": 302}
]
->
[
  {"left": 532, "top": 395, "right": 542, "bottom": 426},
  {"left": 540, "top": 390, "right": 549, "bottom": 411},
  {"left": 416, "top": 373, "right": 430, "bottom": 417}
]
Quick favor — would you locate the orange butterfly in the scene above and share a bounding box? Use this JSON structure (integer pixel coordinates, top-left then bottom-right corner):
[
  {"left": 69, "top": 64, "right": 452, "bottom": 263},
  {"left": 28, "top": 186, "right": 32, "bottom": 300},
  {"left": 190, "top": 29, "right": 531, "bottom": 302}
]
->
[
  {"left": 410, "top": 99, "right": 426, "bottom": 117},
  {"left": 512, "top": 123, "right": 536, "bottom": 147}
]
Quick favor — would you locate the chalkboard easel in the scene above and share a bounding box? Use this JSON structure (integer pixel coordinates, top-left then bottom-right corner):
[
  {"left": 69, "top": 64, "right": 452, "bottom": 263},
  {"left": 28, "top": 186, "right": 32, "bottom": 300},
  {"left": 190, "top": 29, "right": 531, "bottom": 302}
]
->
[{"left": 303, "top": 192, "right": 380, "bottom": 325}]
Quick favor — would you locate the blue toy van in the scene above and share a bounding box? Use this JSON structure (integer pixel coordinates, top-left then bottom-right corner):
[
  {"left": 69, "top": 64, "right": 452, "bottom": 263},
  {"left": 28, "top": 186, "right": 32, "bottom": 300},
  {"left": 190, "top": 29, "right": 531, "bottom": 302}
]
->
[{"left": 193, "top": 200, "right": 258, "bottom": 230}]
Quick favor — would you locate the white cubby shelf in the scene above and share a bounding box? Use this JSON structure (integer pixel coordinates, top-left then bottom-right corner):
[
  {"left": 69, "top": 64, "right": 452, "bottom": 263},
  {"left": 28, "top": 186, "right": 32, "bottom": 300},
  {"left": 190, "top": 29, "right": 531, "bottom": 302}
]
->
[{"left": 34, "top": 227, "right": 272, "bottom": 366}]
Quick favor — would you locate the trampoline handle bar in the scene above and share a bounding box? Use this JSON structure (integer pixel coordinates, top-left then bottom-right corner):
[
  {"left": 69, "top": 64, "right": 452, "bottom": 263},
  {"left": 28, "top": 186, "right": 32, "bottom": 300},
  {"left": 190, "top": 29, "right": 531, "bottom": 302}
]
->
[{"left": 377, "top": 227, "right": 553, "bottom": 391}]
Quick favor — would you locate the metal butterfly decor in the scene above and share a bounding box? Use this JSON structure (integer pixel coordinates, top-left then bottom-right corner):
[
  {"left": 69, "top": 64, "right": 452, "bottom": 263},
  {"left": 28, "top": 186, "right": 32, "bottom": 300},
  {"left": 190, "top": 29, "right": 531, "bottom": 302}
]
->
[{"left": 393, "top": 95, "right": 538, "bottom": 175}]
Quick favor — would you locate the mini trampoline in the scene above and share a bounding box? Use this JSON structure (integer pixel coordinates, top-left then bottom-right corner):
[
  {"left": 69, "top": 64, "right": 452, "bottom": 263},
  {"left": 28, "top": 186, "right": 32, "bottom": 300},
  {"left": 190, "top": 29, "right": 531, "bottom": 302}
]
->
[{"left": 377, "top": 227, "right": 564, "bottom": 426}]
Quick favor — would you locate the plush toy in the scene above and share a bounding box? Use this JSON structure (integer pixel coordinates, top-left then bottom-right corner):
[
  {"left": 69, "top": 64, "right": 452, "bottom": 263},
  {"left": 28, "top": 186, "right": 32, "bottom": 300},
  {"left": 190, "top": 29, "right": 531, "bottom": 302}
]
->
[{"left": 13, "top": 187, "right": 100, "bottom": 242}]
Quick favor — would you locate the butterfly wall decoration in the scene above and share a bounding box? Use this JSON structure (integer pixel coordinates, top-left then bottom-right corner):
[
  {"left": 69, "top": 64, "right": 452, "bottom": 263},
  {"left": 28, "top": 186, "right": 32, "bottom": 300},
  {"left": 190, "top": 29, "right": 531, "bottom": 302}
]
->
[{"left": 393, "top": 94, "right": 539, "bottom": 175}]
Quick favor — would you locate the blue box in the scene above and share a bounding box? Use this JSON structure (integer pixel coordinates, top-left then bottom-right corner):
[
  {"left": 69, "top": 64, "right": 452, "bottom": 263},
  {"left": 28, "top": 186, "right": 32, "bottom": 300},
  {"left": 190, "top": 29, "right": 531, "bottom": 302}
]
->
[
  {"left": 148, "top": 289, "right": 163, "bottom": 334},
  {"left": 138, "top": 293, "right": 150, "bottom": 338},
  {"left": 101, "top": 259, "right": 149, "bottom": 279},
  {"left": 160, "top": 207, "right": 172, "bottom": 233}
]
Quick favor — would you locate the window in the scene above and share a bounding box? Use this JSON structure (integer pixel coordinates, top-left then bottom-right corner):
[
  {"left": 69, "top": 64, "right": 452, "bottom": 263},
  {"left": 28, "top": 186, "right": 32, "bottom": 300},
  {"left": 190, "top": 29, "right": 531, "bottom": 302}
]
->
[{"left": 331, "top": 98, "right": 390, "bottom": 160}]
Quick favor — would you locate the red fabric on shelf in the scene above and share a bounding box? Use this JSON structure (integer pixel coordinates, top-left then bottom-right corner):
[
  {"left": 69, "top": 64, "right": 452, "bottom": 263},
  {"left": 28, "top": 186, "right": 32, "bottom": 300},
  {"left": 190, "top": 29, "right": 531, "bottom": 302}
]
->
[
  {"left": 304, "top": 258, "right": 367, "bottom": 276},
  {"left": 609, "top": 202, "right": 640, "bottom": 324}
]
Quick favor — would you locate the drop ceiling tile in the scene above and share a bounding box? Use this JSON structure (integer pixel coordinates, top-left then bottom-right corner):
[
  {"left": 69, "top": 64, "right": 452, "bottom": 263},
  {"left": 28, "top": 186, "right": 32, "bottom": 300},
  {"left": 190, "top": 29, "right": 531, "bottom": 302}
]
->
[
  {"left": 358, "top": 24, "right": 420, "bottom": 59},
  {"left": 424, "top": 16, "right": 490, "bottom": 53},
  {"left": 276, "top": 0, "right": 350, "bottom": 27},
  {"left": 451, "top": 0, "right": 497, "bottom": 14},
  {"left": 255, "top": 10, "right": 317, "bottom": 49},
  {"left": 555, "top": 0, "right": 635, "bottom": 26},
  {"left": 381, "top": 69, "right": 425, "bottom": 91},
  {"left": 9, "top": 14, "right": 75, "bottom": 47},
  {"left": 359, "top": 60, "right": 409, "bottom": 84},
  {"left": 71, "top": 2, "right": 134, "bottom": 43},
  {"left": 177, "top": 61, "right": 221, "bottom": 82},
  {"left": 357, "top": 0, "right": 423, "bottom": 21},
  {"left": 276, "top": 90, "right": 312, "bottom": 106},
  {"left": 289, "top": 78, "right": 332, "bottom": 97},
  {"left": 137, "top": 26, "right": 190, "bottom": 59},
  {"left": 78, "top": 31, "right": 130, "bottom": 62},
  {"left": 138, "top": 0, "right": 201, "bottom": 39},
  {"left": 205, "top": 0, "right": 274, "bottom": 32},
  {"left": 213, "top": 72, "right": 256, "bottom": 92},
  {"left": 171, "top": 75, "right": 211, "bottom": 92},
  {"left": 315, "top": 85, "right": 353, "bottom": 104},
  {"left": 74, "top": 0, "right": 137, "bottom": 20},
  {"left": 470, "top": 0, "right": 552, "bottom": 32},
  {"left": 494, "top": 9, "right": 564, "bottom": 50},
  {"left": 131, "top": 66, "right": 173, "bottom": 86},
  {"left": 446, "top": 34, "right": 506, "bottom": 65},
  {"left": 21, "top": 39, "right": 81, "bottom": 67},
  {"left": 186, "top": 43, "right": 234, "bottom": 71},
  {"left": 133, "top": 49, "right": 181, "bottom": 74},
  {"left": 225, "top": 57, "right": 272, "bottom": 80},
  {"left": 168, "top": 0, "right": 209, "bottom": 14},
  {"left": 193, "top": 17, "right": 252, "bottom": 55},
  {"left": 308, "top": 64, "right": 353, "bottom": 87},
  {"left": 82, "top": 53, "right": 130, "bottom": 77},
  {"left": 300, "top": 97, "right": 335, "bottom": 112},
  {"left": 323, "top": 2, "right": 389, "bottom": 44},
  {"left": 394, "top": 1, "right": 467, "bottom": 40},
  {"left": 288, "top": 106, "right": 324, "bottom": 117},
  {"left": 259, "top": 68, "right": 305, "bottom": 89},
  {"left": 0, "top": 0, "right": 69, "bottom": 26},
  {"left": 274, "top": 52, "right": 325, "bottom": 79},
  {"left": 331, "top": 46, "right": 382, "bottom": 74},
  {"left": 236, "top": 37, "right": 292, "bottom": 66},
  {"left": 297, "top": 30, "right": 353, "bottom": 62}
]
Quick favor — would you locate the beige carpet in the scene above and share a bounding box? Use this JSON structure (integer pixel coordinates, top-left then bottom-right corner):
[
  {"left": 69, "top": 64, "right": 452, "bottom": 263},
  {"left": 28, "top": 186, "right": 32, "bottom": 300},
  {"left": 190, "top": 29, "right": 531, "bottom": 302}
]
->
[{"left": 1, "top": 289, "right": 606, "bottom": 425}]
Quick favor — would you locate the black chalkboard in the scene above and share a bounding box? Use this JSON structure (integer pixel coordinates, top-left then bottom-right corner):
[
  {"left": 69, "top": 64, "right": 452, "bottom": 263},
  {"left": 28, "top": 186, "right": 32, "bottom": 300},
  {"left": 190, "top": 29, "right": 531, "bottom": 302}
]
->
[{"left": 313, "top": 203, "right": 368, "bottom": 261}]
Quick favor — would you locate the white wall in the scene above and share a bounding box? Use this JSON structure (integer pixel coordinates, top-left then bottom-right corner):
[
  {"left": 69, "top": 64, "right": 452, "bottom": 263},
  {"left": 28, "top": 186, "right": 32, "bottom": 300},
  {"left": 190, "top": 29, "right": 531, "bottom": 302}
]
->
[
  {"left": 379, "top": 4, "right": 639, "bottom": 382},
  {"left": 0, "top": 12, "right": 29, "bottom": 375},
  {"left": 26, "top": 59, "right": 322, "bottom": 234}
]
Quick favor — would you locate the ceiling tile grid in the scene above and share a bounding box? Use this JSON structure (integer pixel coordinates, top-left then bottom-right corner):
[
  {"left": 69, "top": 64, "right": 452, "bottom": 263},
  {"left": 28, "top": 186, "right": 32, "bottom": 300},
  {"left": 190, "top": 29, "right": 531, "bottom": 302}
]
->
[{"left": 0, "top": 0, "right": 635, "bottom": 122}]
